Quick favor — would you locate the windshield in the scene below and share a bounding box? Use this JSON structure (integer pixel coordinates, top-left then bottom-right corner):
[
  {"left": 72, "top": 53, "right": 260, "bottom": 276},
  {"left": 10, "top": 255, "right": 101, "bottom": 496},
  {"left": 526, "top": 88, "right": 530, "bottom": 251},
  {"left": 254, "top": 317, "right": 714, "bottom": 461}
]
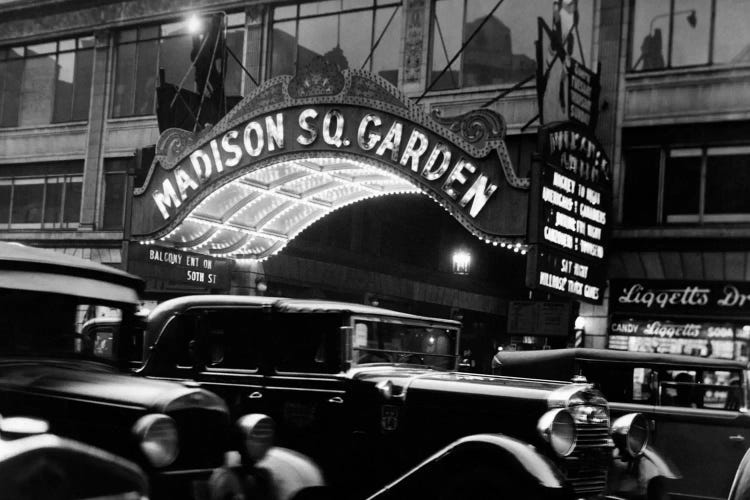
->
[
  {"left": 351, "top": 318, "right": 459, "bottom": 370},
  {"left": 0, "top": 289, "right": 136, "bottom": 363}
]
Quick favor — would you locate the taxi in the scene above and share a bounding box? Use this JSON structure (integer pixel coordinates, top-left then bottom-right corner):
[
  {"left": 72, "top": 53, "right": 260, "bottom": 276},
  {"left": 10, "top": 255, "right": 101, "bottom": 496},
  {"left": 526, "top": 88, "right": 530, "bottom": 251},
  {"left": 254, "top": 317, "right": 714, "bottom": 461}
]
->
[
  {"left": 136, "top": 295, "right": 653, "bottom": 499},
  {"left": 494, "top": 348, "right": 748, "bottom": 499}
]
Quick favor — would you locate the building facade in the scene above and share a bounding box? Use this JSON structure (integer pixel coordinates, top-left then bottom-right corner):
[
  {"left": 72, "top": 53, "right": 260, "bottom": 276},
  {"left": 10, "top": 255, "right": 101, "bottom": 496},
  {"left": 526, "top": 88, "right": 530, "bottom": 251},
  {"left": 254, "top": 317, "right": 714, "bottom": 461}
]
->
[{"left": 1, "top": 0, "right": 749, "bottom": 364}]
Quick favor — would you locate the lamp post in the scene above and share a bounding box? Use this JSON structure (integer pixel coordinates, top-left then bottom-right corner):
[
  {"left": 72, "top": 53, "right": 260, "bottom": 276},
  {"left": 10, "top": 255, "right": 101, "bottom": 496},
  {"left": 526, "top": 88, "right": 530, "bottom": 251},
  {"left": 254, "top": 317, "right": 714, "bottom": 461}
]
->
[{"left": 452, "top": 249, "right": 471, "bottom": 275}]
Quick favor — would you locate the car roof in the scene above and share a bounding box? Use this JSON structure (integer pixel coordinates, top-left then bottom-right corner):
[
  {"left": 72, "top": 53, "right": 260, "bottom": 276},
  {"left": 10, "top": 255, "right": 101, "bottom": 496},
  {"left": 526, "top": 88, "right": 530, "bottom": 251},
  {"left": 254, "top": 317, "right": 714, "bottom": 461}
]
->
[
  {"left": 494, "top": 348, "right": 747, "bottom": 371},
  {"left": 147, "top": 294, "right": 462, "bottom": 328},
  {"left": 0, "top": 242, "right": 143, "bottom": 303}
]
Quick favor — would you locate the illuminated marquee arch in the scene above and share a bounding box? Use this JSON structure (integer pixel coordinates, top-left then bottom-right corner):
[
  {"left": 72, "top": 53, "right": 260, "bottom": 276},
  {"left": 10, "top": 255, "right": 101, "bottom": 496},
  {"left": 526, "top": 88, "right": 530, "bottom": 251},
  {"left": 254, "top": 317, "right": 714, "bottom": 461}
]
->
[{"left": 131, "top": 59, "right": 530, "bottom": 260}]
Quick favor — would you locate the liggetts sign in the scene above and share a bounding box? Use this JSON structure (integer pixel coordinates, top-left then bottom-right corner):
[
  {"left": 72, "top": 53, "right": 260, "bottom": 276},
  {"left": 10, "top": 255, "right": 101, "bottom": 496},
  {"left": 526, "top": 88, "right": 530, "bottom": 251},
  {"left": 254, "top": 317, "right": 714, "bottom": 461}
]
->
[
  {"left": 150, "top": 107, "right": 498, "bottom": 222},
  {"left": 611, "top": 279, "right": 750, "bottom": 317}
]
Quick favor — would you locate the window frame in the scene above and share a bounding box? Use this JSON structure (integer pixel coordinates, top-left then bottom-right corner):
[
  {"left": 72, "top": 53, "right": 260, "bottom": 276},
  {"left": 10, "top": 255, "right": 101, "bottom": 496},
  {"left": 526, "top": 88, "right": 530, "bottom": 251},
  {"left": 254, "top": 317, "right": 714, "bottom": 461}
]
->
[
  {"left": 426, "top": 0, "right": 596, "bottom": 93},
  {"left": 101, "top": 158, "right": 131, "bottom": 231},
  {"left": 0, "top": 35, "right": 94, "bottom": 127},
  {"left": 111, "top": 13, "right": 247, "bottom": 119},
  {"left": 623, "top": 143, "right": 750, "bottom": 225},
  {"left": 627, "top": 0, "right": 750, "bottom": 72},
  {"left": 0, "top": 172, "right": 83, "bottom": 229},
  {"left": 267, "top": 0, "right": 402, "bottom": 82}
]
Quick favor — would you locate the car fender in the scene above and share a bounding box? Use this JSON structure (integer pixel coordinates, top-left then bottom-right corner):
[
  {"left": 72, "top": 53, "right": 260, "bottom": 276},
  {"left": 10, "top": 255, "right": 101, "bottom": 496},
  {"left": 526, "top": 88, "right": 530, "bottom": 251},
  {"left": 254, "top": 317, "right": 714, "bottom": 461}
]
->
[
  {"left": 254, "top": 447, "right": 326, "bottom": 500},
  {"left": 0, "top": 433, "right": 148, "bottom": 499},
  {"left": 366, "top": 433, "right": 567, "bottom": 499},
  {"left": 607, "top": 445, "right": 680, "bottom": 499},
  {"left": 728, "top": 446, "right": 750, "bottom": 500},
  {"left": 640, "top": 446, "right": 680, "bottom": 481}
]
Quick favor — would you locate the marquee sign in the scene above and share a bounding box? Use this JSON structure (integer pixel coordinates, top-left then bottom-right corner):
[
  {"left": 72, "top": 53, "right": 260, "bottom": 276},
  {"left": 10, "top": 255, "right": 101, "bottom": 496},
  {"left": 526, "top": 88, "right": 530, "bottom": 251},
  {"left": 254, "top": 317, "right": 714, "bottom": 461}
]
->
[
  {"left": 526, "top": 122, "right": 611, "bottom": 303},
  {"left": 131, "top": 58, "right": 530, "bottom": 260},
  {"left": 128, "top": 243, "right": 231, "bottom": 291}
]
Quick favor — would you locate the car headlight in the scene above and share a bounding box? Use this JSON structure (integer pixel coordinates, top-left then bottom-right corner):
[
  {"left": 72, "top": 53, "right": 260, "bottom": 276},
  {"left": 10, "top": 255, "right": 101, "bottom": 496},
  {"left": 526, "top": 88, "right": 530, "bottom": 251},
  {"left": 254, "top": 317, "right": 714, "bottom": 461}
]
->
[
  {"left": 611, "top": 413, "right": 649, "bottom": 458},
  {"left": 132, "top": 414, "right": 179, "bottom": 468},
  {"left": 537, "top": 408, "right": 577, "bottom": 457},
  {"left": 237, "top": 414, "right": 275, "bottom": 462}
]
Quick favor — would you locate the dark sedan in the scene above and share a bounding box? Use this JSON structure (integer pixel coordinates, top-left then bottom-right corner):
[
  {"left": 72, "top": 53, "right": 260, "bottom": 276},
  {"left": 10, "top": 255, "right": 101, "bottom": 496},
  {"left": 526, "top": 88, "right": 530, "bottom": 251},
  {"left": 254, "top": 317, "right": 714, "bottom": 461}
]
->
[
  {"left": 494, "top": 348, "right": 748, "bottom": 499},
  {"left": 0, "top": 242, "right": 322, "bottom": 500},
  {"left": 134, "top": 295, "right": 654, "bottom": 499}
]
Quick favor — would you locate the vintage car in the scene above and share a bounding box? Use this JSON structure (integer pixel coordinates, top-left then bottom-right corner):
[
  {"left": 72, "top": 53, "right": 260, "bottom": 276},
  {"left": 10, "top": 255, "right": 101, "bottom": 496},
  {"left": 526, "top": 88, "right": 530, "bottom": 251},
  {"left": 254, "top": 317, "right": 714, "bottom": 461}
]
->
[
  {"left": 0, "top": 242, "right": 324, "bottom": 500},
  {"left": 0, "top": 415, "right": 148, "bottom": 499},
  {"left": 134, "top": 295, "right": 658, "bottom": 499},
  {"left": 493, "top": 348, "right": 749, "bottom": 500}
]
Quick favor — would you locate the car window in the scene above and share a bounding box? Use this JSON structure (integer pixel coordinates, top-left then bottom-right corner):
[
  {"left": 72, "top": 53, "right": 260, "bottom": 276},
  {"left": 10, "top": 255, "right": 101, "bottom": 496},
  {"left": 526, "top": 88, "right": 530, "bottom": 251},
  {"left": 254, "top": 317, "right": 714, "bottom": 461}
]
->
[
  {"left": 0, "top": 289, "right": 129, "bottom": 363},
  {"left": 659, "top": 370, "right": 697, "bottom": 407},
  {"left": 164, "top": 309, "right": 261, "bottom": 371},
  {"left": 702, "top": 370, "right": 741, "bottom": 410},
  {"left": 632, "top": 367, "right": 656, "bottom": 402},
  {"left": 657, "top": 368, "right": 742, "bottom": 410},
  {"left": 351, "top": 319, "right": 458, "bottom": 370},
  {"left": 579, "top": 362, "right": 656, "bottom": 404},
  {"left": 273, "top": 313, "right": 340, "bottom": 374}
]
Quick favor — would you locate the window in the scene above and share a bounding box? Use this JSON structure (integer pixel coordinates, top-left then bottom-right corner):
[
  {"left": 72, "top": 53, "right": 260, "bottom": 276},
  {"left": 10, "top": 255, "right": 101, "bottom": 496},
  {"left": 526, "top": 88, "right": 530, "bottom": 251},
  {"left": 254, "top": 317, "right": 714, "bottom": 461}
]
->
[
  {"left": 352, "top": 318, "right": 458, "bottom": 370},
  {"left": 112, "top": 14, "right": 246, "bottom": 118},
  {"left": 165, "top": 309, "right": 261, "bottom": 370},
  {"left": 269, "top": 1, "right": 402, "bottom": 86},
  {"left": 274, "top": 313, "right": 341, "bottom": 374},
  {"left": 657, "top": 368, "right": 742, "bottom": 410},
  {"left": 102, "top": 158, "right": 131, "bottom": 230},
  {"left": 0, "top": 162, "right": 83, "bottom": 229},
  {"left": 629, "top": 0, "right": 750, "bottom": 71},
  {"left": 0, "top": 36, "right": 93, "bottom": 127},
  {"left": 579, "top": 362, "right": 656, "bottom": 404},
  {"left": 0, "top": 289, "right": 128, "bottom": 364},
  {"left": 428, "top": 0, "right": 594, "bottom": 91},
  {"left": 622, "top": 145, "right": 750, "bottom": 225},
  {"left": 621, "top": 148, "right": 660, "bottom": 226}
]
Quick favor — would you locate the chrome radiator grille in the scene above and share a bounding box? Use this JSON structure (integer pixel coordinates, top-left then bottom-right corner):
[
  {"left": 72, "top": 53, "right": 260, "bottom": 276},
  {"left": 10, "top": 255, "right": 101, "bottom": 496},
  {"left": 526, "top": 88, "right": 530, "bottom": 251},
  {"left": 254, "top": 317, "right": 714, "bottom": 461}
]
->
[{"left": 563, "top": 423, "right": 611, "bottom": 497}]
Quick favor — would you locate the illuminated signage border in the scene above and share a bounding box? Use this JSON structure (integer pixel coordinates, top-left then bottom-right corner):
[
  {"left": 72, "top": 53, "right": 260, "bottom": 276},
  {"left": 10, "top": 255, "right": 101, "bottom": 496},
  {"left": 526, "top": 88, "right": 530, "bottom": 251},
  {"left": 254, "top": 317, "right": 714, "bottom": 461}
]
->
[{"left": 131, "top": 61, "right": 531, "bottom": 260}]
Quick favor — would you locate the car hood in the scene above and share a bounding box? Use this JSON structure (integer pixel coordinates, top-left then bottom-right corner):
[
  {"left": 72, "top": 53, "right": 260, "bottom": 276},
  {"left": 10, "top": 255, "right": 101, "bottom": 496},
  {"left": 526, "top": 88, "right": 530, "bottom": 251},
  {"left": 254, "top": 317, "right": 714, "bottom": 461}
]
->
[
  {"left": 0, "top": 360, "right": 226, "bottom": 414},
  {"left": 350, "top": 366, "right": 573, "bottom": 400}
]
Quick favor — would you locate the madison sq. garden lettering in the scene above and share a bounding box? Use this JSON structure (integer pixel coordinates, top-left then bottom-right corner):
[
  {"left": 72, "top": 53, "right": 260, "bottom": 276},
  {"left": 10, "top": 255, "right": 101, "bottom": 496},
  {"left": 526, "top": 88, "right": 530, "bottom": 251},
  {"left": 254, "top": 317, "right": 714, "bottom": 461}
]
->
[{"left": 151, "top": 108, "right": 500, "bottom": 221}]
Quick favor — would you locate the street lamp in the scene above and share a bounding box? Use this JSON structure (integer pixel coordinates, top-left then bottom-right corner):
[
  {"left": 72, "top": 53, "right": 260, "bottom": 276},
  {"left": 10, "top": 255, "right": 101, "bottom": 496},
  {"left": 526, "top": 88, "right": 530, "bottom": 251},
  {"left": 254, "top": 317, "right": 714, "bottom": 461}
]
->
[
  {"left": 649, "top": 9, "right": 697, "bottom": 33},
  {"left": 452, "top": 250, "right": 471, "bottom": 275},
  {"left": 186, "top": 14, "right": 203, "bottom": 34}
]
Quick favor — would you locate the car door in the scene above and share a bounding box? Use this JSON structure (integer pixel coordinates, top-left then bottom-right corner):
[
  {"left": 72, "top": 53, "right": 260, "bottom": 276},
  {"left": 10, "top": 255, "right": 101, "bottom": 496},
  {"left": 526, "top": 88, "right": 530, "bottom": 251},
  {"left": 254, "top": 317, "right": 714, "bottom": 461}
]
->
[
  {"left": 650, "top": 368, "right": 750, "bottom": 499},
  {"left": 261, "top": 312, "right": 351, "bottom": 474},
  {"left": 148, "top": 306, "right": 270, "bottom": 419},
  {"left": 194, "top": 307, "right": 271, "bottom": 419}
]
